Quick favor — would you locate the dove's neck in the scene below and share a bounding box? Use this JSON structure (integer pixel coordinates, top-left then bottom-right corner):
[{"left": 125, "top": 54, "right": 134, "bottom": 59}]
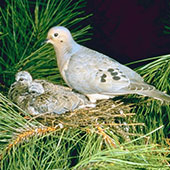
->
[{"left": 54, "top": 41, "right": 81, "bottom": 74}]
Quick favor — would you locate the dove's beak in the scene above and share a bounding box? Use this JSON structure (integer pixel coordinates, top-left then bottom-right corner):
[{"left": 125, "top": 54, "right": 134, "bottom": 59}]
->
[
  {"left": 44, "top": 39, "right": 50, "bottom": 43},
  {"left": 40, "top": 39, "right": 50, "bottom": 46},
  {"left": 41, "top": 38, "right": 51, "bottom": 46}
]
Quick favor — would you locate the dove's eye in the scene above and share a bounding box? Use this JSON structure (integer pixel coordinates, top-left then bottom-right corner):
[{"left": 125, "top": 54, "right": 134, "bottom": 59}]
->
[
  {"left": 54, "top": 33, "right": 58, "bottom": 37},
  {"left": 19, "top": 78, "right": 24, "bottom": 81}
]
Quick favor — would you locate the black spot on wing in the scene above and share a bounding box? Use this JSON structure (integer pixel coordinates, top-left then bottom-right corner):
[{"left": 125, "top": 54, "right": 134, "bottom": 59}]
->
[
  {"left": 101, "top": 78, "right": 106, "bottom": 82},
  {"left": 111, "top": 72, "right": 118, "bottom": 76},
  {"left": 113, "top": 76, "right": 121, "bottom": 80},
  {"left": 101, "top": 74, "right": 107, "bottom": 82},
  {"left": 107, "top": 68, "right": 114, "bottom": 72},
  {"left": 107, "top": 67, "right": 127, "bottom": 81}
]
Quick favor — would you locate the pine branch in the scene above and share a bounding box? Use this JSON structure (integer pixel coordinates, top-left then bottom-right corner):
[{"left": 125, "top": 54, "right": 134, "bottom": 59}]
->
[{"left": 0, "top": 0, "right": 92, "bottom": 90}]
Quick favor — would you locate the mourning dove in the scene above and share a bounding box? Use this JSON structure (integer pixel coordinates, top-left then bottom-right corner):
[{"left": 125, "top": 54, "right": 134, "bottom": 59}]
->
[
  {"left": 46, "top": 26, "right": 170, "bottom": 103},
  {"left": 8, "top": 71, "right": 94, "bottom": 115},
  {"left": 8, "top": 71, "right": 31, "bottom": 104}
]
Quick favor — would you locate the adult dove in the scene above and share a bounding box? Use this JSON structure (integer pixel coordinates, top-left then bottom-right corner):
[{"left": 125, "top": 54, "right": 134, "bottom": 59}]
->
[{"left": 45, "top": 26, "right": 170, "bottom": 103}]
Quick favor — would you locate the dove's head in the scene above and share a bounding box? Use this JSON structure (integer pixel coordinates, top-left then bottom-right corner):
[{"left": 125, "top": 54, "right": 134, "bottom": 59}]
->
[
  {"left": 45, "top": 26, "right": 80, "bottom": 72},
  {"left": 15, "top": 71, "right": 33, "bottom": 83},
  {"left": 29, "top": 82, "right": 45, "bottom": 95},
  {"left": 46, "top": 26, "right": 74, "bottom": 47}
]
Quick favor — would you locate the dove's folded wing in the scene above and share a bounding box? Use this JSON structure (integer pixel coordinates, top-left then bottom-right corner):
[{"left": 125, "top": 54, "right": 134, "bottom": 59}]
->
[{"left": 65, "top": 46, "right": 132, "bottom": 95}]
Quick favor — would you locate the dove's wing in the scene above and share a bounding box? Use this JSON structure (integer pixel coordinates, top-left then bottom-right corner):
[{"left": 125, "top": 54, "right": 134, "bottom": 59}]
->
[
  {"left": 64, "top": 46, "right": 144, "bottom": 95},
  {"left": 64, "top": 46, "right": 170, "bottom": 102},
  {"left": 34, "top": 79, "right": 72, "bottom": 92}
]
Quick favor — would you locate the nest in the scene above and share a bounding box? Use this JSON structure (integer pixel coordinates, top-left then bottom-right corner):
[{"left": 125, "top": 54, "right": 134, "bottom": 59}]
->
[
  {"left": 30, "top": 99, "right": 144, "bottom": 142},
  {"left": 3, "top": 99, "right": 145, "bottom": 154},
  {"left": 35, "top": 100, "right": 131, "bottom": 125}
]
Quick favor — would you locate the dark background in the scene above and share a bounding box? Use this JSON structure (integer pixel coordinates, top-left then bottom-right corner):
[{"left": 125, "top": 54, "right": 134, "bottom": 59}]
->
[{"left": 85, "top": 0, "right": 170, "bottom": 65}]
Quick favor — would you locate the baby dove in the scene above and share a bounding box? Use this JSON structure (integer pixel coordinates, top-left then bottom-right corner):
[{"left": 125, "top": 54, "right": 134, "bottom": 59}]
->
[
  {"left": 46, "top": 26, "right": 170, "bottom": 103},
  {"left": 8, "top": 71, "right": 32, "bottom": 104},
  {"left": 27, "top": 81, "right": 93, "bottom": 115},
  {"left": 8, "top": 71, "right": 93, "bottom": 115}
]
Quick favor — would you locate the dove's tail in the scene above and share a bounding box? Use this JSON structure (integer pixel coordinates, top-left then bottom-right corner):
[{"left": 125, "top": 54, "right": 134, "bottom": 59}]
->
[{"left": 137, "top": 90, "right": 170, "bottom": 103}]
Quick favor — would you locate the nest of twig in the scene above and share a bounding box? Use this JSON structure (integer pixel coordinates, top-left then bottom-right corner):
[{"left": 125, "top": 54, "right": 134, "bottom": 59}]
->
[
  {"left": 28, "top": 99, "right": 144, "bottom": 142},
  {"left": 34, "top": 100, "right": 132, "bottom": 125},
  {"left": 2, "top": 99, "right": 145, "bottom": 154}
]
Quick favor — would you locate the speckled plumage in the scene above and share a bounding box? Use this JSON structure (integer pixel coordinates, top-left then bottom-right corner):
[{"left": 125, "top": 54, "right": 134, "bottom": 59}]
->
[
  {"left": 46, "top": 26, "right": 170, "bottom": 103},
  {"left": 8, "top": 71, "right": 32, "bottom": 104},
  {"left": 8, "top": 71, "right": 93, "bottom": 115}
]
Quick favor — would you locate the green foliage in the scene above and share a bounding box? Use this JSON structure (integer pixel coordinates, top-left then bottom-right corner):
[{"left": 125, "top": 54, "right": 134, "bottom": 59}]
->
[
  {"left": 126, "top": 54, "right": 170, "bottom": 142},
  {"left": 0, "top": 93, "right": 42, "bottom": 151},
  {"left": 137, "top": 55, "right": 170, "bottom": 138},
  {"left": 0, "top": 94, "right": 169, "bottom": 169},
  {"left": 0, "top": 0, "right": 170, "bottom": 169},
  {"left": 163, "top": 0, "right": 170, "bottom": 35},
  {"left": 0, "top": 0, "right": 92, "bottom": 91}
]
